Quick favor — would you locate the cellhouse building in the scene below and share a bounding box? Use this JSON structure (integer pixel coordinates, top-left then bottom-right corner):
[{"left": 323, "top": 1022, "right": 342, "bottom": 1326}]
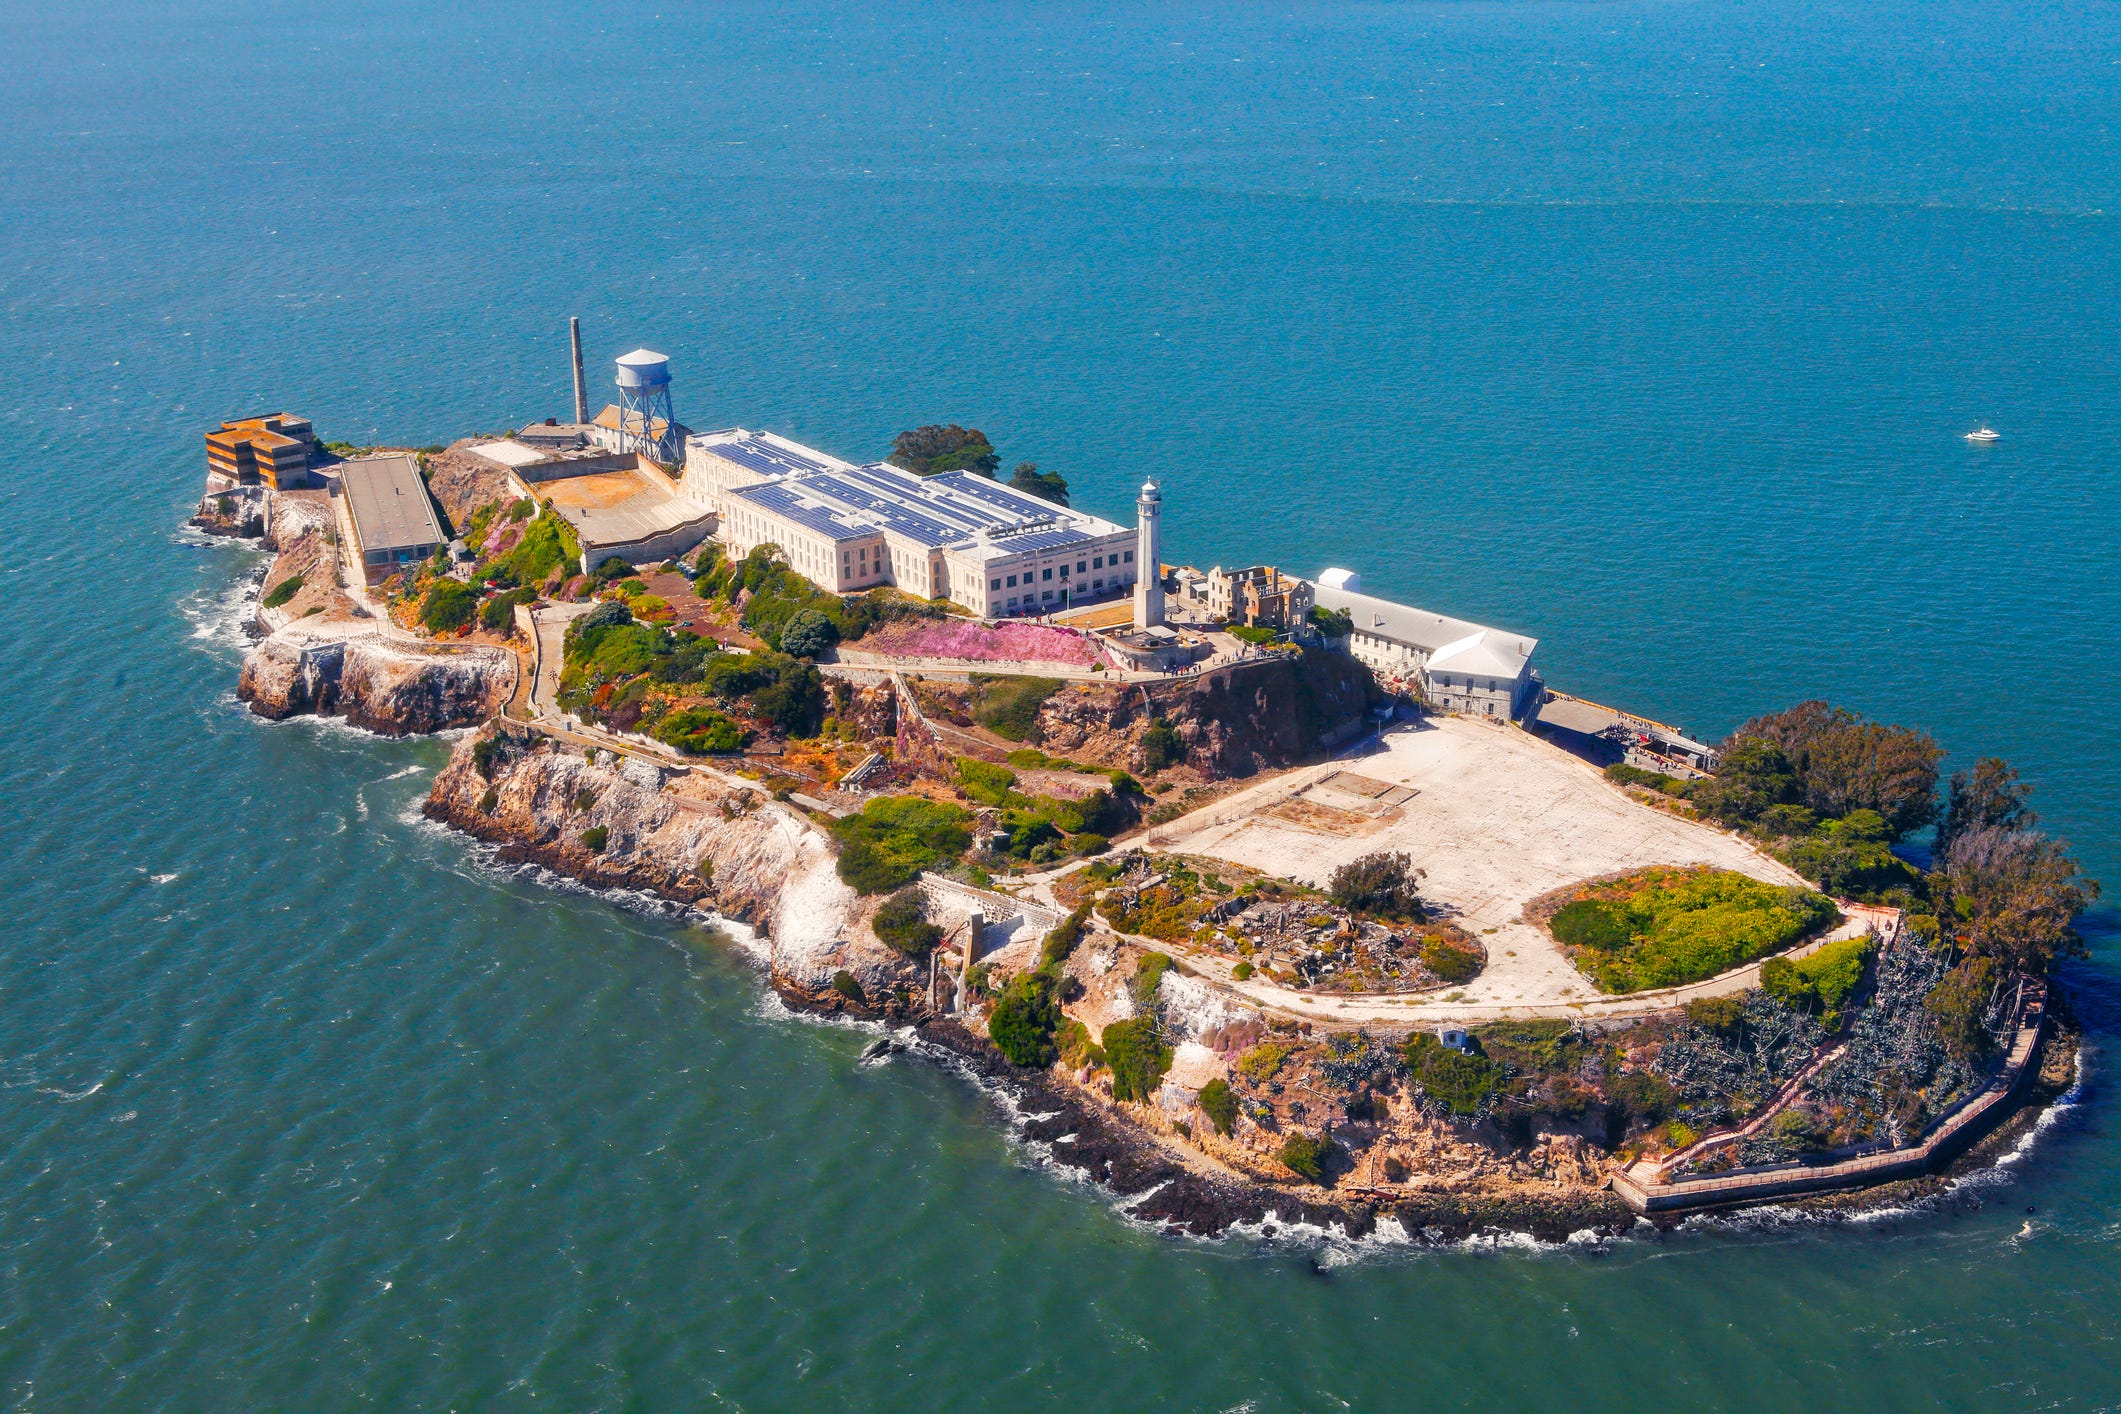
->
[{"left": 683, "top": 428, "right": 1141, "bottom": 617}]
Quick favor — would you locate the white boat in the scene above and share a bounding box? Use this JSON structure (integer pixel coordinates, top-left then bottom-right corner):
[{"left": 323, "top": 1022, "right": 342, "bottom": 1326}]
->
[{"left": 1965, "top": 426, "right": 2000, "bottom": 443}]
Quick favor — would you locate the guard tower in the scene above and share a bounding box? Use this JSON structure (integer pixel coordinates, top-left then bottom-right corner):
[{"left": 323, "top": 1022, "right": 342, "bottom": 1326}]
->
[
  {"left": 614, "top": 348, "right": 678, "bottom": 462},
  {"left": 1133, "top": 477, "right": 1166, "bottom": 629}
]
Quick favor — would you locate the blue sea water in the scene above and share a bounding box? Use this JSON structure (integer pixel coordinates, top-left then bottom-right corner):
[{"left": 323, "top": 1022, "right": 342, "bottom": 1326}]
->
[{"left": 4, "top": 0, "right": 2120, "bottom": 1406}]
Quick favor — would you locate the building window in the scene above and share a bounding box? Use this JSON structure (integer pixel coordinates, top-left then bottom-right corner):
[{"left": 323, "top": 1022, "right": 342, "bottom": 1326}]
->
[
  {"left": 1059, "top": 564, "right": 1069, "bottom": 580},
  {"left": 990, "top": 579, "right": 1000, "bottom": 591},
  {"left": 1042, "top": 568, "right": 1053, "bottom": 581},
  {"left": 1007, "top": 574, "right": 1017, "bottom": 587},
  {"left": 1042, "top": 589, "right": 1054, "bottom": 601},
  {"left": 1093, "top": 556, "right": 1103, "bottom": 569},
  {"left": 1076, "top": 561, "right": 1086, "bottom": 573},
  {"left": 1123, "top": 551, "right": 1134, "bottom": 562},
  {"left": 1093, "top": 578, "right": 1103, "bottom": 590}
]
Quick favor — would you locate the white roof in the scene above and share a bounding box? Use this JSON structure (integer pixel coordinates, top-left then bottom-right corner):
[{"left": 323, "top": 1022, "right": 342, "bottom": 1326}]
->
[
  {"left": 470, "top": 439, "right": 549, "bottom": 469},
  {"left": 1427, "top": 630, "right": 1534, "bottom": 681},
  {"left": 1318, "top": 567, "right": 1362, "bottom": 592},
  {"left": 1314, "top": 583, "right": 1536, "bottom": 680}
]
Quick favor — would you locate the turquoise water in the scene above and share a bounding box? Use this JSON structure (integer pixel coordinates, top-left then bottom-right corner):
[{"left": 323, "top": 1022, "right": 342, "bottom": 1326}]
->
[{"left": 6, "top": 0, "right": 2121, "bottom": 1406}]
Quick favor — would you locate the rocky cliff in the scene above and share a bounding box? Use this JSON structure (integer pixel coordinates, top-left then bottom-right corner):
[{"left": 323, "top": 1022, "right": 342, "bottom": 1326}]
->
[
  {"left": 425, "top": 726, "right": 923, "bottom": 1007},
  {"left": 1035, "top": 648, "right": 1383, "bottom": 778},
  {"left": 239, "top": 626, "right": 514, "bottom": 735}
]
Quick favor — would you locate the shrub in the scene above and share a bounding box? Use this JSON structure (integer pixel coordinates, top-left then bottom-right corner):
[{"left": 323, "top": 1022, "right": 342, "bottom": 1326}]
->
[
  {"left": 1606, "top": 1070, "right": 1678, "bottom": 1126},
  {"left": 872, "top": 888, "right": 944, "bottom": 958},
  {"left": 1420, "top": 937, "right": 1483, "bottom": 984},
  {"left": 831, "top": 796, "right": 975, "bottom": 894},
  {"left": 1604, "top": 762, "right": 1692, "bottom": 797},
  {"left": 1278, "top": 1133, "right": 1329, "bottom": 1183},
  {"left": 1130, "top": 951, "right": 1175, "bottom": 1010},
  {"left": 1139, "top": 718, "right": 1184, "bottom": 771},
  {"left": 779, "top": 609, "right": 840, "bottom": 658},
  {"left": 579, "top": 826, "right": 609, "bottom": 853},
  {"left": 420, "top": 579, "right": 477, "bottom": 632},
  {"left": 480, "top": 586, "right": 536, "bottom": 633},
  {"left": 1231, "top": 960, "right": 1255, "bottom": 981},
  {"left": 1198, "top": 1077, "right": 1238, "bottom": 1136},
  {"left": 1402, "top": 1033, "right": 1504, "bottom": 1117},
  {"left": 1550, "top": 866, "right": 1838, "bottom": 993},
  {"left": 1038, "top": 905, "right": 1092, "bottom": 973},
  {"left": 1762, "top": 934, "right": 1876, "bottom": 1024},
  {"left": 653, "top": 706, "right": 747, "bottom": 755},
  {"left": 1327, "top": 851, "right": 1426, "bottom": 918},
  {"left": 954, "top": 757, "right": 1019, "bottom": 806},
  {"left": 1228, "top": 623, "right": 1279, "bottom": 647},
  {"left": 1070, "top": 833, "right": 1110, "bottom": 857},
  {"left": 988, "top": 974, "right": 1061, "bottom": 1067},
  {"left": 1057, "top": 1018, "right": 1101, "bottom": 1069},
  {"left": 1684, "top": 995, "right": 1744, "bottom": 1033},
  {"left": 831, "top": 970, "right": 864, "bottom": 1003},
  {"left": 969, "top": 674, "right": 1065, "bottom": 742},
  {"left": 1102, "top": 1017, "right": 1172, "bottom": 1102},
  {"left": 1236, "top": 1041, "right": 1293, "bottom": 1082},
  {"left": 471, "top": 736, "right": 502, "bottom": 779},
  {"left": 1550, "top": 899, "right": 1631, "bottom": 951},
  {"left": 261, "top": 574, "right": 304, "bottom": 609},
  {"left": 477, "top": 786, "right": 499, "bottom": 814}
]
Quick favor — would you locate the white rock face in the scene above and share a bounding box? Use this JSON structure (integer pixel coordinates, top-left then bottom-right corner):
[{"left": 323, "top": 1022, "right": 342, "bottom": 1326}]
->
[
  {"left": 426, "top": 732, "right": 912, "bottom": 1002},
  {"left": 237, "top": 621, "right": 513, "bottom": 735}
]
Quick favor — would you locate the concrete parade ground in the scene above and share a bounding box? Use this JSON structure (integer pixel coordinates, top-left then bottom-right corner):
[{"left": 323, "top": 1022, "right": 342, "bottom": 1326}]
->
[{"left": 1142, "top": 714, "right": 1860, "bottom": 1025}]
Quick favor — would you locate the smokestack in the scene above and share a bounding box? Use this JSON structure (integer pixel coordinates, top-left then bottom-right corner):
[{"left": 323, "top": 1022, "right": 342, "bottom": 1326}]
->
[{"left": 569, "top": 316, "right": 588, "bottom": 426}]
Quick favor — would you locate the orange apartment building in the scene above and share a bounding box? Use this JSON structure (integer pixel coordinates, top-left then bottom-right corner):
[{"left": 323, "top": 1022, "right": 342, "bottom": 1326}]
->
[{"left": 205, "top": 414, "right": 315, "bottom": 490}]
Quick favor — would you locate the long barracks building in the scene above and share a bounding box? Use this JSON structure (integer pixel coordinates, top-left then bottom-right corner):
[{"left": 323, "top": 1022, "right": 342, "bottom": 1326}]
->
[{"left": 684, "top": 428, "right": 1140, "bottom": 618}]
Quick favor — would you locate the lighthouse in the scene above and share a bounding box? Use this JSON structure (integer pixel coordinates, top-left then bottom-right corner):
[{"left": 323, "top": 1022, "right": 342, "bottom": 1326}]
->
[{"left": 1133, "top": 477, "right": 1166, "bottom": 630}]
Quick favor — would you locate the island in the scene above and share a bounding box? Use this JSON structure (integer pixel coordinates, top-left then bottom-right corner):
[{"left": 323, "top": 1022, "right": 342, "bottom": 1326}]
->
[{"left": 192, "top": 384, "right": 2094, "bottom": 1241}]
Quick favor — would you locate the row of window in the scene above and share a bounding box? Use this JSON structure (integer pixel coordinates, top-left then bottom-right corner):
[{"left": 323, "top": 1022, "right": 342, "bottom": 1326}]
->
[{"left": 989, "top": 549, "right": 1131, "bottom": 593}]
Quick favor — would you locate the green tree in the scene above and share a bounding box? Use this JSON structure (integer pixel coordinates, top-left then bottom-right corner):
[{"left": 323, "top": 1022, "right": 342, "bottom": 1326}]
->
[
  {"left": 1102, "top": 1017, "right": 1172, "bottom": 1102},
  {"left": 1197, "top": 1077, "right": 1238, "bottom": 1136},
  {"left": 1939, "top": 756, "right": 2036, "bottom": 854},
  {"left": 988, "top": 973, "right": 1062, "bottom": 1067},
  {"left": 1278, "top": 1133, "right": 1329, "bottom": 1183},
  {"left": 872, "top": 888, "right": 944, "bottom": 958},
  {"left": 1696, "top": 737, "right": 1799, "bottom": 827},
  {"left": 1925, "top": 955, "right": 2000, "bottom": 1059},
  {"left": 1723, "top": 701, "right": 1942, "bottom": 838},
  {"left": 1139, "top": 718, "right": 1184, "bottom": 771},
  {"left": 1007, "top": 461, "right": 1070, "bottom": 506},
  {"left": 1327, "top": 851, "right": 1426, "bottom": 919},
  {"left": 1936, "top": 826, "right": 2099, "bottom": 976},
  {"left": 889, "top": 425, "right": 1000, "bottom": 478},
  {"left": 779, "top": 608, "right": 840, "bottom": 659}
]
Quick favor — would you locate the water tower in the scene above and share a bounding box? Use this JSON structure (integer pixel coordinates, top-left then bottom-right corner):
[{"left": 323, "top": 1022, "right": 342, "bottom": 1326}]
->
[{"left": 614, "top": 348, "right": 677, "bottom": 462}]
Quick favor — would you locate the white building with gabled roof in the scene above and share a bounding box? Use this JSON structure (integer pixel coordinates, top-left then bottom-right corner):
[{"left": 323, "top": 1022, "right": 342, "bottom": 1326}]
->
[{"left": 1314, "top": 579, "right": 1539, "bottom": 720}]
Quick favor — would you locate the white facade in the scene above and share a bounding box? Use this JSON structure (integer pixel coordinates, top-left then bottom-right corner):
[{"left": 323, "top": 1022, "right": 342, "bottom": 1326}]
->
[
  {"left": 1133, "top": 479, "right": 1165, "bottom": 628},
  {"left": 1314, "top": 581, "right": 1539, "bottom": 720},
  {"left": 697, "top": 429, "right": 1141, "bottom": 617}
]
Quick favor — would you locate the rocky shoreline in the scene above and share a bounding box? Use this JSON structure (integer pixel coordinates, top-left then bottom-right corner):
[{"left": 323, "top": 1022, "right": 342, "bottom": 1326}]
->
[{"left": 194, "top": 488, "right": 515, "bottom": 736}]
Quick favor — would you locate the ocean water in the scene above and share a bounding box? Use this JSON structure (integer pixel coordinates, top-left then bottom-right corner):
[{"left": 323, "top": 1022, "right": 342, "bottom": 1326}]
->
[{"left": 4, "top": 0, "right": 2120, "bottom": 1406}]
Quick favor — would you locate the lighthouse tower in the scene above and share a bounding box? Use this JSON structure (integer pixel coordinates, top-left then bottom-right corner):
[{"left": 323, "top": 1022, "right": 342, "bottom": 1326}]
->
[{"left": 1133, "top": 478, "right": 1166, "bottom": 630}]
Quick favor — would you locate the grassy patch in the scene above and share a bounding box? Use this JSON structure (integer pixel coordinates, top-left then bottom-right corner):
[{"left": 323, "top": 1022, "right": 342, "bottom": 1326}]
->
[
  {"left": 1549, "top": 866, "right": 1838, "bottom": 993},
  {"left": 830, "top": 796, "right": 974, "bottom": 894},
  {"left": 1761, "top": 933, "right": 1876, "bottom": 1026},
  {"left": 261, "top": 574, "right": 304, "bottom": 609},
  {"left": 968, "top": 674, "right": 1065, "bottom": 742}
]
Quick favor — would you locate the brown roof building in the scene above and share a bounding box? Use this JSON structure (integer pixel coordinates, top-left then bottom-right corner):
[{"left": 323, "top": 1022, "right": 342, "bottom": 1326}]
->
[{"left": 206, "top": 414, "right": 314, "bottom": 490}]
